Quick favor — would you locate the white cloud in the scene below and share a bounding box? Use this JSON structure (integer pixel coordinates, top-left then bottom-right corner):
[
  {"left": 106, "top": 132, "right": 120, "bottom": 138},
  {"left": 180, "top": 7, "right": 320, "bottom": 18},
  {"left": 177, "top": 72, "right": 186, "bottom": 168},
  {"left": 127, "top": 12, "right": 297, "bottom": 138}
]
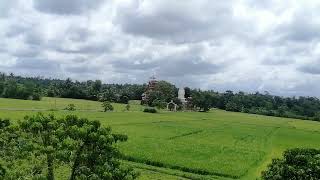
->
[{"left": 0, "top": 0, "right": 320, "bottom": 96}]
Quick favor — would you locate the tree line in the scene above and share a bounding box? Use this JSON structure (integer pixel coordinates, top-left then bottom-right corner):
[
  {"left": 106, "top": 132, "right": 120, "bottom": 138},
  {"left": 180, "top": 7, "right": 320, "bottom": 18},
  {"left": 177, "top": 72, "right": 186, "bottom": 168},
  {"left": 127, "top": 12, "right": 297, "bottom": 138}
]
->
[
  {"left": 0, "top": 73, "right": 145, "bottom": 103},
  {"left": 2, "top": 72, "right": 320, "bottom": 121},
  {"left": 47, "top": 78, "right": 146, "bottom": 104},
  {"left": 189, "top": 89, "right": 320, "bottom": 121},
  {"left": 0, "top": 73, "right": 42, "bottom": 100}
]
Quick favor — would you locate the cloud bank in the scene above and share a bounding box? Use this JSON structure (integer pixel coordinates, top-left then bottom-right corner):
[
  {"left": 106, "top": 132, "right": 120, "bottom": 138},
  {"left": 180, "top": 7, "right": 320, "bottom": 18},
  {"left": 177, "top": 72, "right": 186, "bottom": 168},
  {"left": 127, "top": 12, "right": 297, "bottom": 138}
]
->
[{"left": 1, "top": 0, "right": 320, "bottom": 96}]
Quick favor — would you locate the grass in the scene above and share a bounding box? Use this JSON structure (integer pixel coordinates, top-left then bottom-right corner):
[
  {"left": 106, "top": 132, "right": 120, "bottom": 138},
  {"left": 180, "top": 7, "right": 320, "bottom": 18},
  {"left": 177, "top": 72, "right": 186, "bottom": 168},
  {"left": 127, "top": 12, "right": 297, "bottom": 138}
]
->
[
  {"left": 0, "top": 97, "right": 144, "bottom": 112},
  {"left": 1, "top": 97, "right": 320, "bottom": 179}
]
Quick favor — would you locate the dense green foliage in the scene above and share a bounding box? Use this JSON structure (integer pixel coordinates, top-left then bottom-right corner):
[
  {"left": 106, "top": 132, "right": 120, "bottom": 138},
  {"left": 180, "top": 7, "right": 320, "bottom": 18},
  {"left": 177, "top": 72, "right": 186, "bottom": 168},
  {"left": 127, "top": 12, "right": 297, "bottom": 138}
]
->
[
  {"left": 102, "top": 101, "right": 114, "bottom": 112},
  {"left": 0, "top": 73, "right": 42, "bottom": 100},
  {"left": 0, "top": 164, "right": 5, "bottom": 178},
  {"left": 262, "top": 148, "right": 320, "bottom": 180},
  {"left": 65, "top": 103, "right": 76, "bottom": 111},
  {"left": 143, "top": 81, "right": 178, "bottom": 107},
  {"left": 1, "top": 73, "right": 145, "bottom": 103},
  {"left": 189, "top": 89, "right": 320, "bottom": 120},
  {"left": 191, "top": 91, "right": 212, "bottom": 112},
  {"left": 0, "top": 114, "right": 137, "bottom": 180},
  {"left": 0, "top": 118, "right": 40, "bottom": 179},
  {"left": 143, "top": 107, "right": 157, "bottom": 113},
  {"left": 0, "top": 119, "right": 10, "bottom": 178}
]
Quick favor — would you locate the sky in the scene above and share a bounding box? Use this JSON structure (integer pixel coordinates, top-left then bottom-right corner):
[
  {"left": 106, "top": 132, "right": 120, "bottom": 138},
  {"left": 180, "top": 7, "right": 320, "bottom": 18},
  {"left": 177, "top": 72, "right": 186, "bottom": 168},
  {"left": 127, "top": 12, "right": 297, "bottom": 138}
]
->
[{"left": 1, "top": 0, "right": 320, "bottom": 97}]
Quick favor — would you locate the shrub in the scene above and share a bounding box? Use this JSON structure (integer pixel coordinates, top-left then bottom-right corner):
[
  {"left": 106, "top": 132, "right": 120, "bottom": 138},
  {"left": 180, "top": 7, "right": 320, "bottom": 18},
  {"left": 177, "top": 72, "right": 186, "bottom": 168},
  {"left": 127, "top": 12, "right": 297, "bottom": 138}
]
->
[
  {"left": 0, "top": 165, "right": 5, "bottom": 178},
  {"left": 152, "top": 100, "right": 167, "bottom": 109},
  {"left": 225, "top": 102, "right": 242, "bottom": 112},
  {"left": 32, "top": 93, "right": 42, "bottom": 101},
  {"left": 125, "top": 104, "right": 130, "bottom": 111},
  {"left": 102, "top": 101, "right": 114, "bottom": 112},
  {"left": 65, "top": 104, "right": 76, "bottom": 111},
  {"left": 262, "top": 148, "right": 320, "bottom": 180},
  {"left": 143, "top": 107, "right": 157, "bottom": 113}
]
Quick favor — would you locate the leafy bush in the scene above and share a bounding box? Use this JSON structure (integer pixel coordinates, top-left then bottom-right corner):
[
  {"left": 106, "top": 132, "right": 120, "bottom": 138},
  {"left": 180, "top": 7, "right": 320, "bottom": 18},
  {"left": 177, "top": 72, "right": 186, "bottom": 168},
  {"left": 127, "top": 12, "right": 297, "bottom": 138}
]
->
[
  {"left": 65, "top": 104, "right": 76, "bottom": 111},
  {"left": 262, "top": 148, "right": 320, "bottom": 180},
  {"left": 125, "top": 104, "right": 130, "bottom": 111},
  {"left": 102, "top": 101, "right": 114, "bottom": 112},
  {"left": 225, "top": 102, "right": 242, "bottom": 112},
  {"left": 0, "top": 114, "right": 138, "bottom": 180},
  {"left": 0, "top": 164, "right": 5, "bottom": 178},
  {"left": 143, "top": 107, "right": 157, "bottom": 113},
  {"left": 0, "top": 118, "right": 10, "bottom": 128},
  {"left": 152, "top": 100, "right": 167, "bottom": 109},
  {"left": 32, "top": 93, "right": 42, "bottom": 101}
]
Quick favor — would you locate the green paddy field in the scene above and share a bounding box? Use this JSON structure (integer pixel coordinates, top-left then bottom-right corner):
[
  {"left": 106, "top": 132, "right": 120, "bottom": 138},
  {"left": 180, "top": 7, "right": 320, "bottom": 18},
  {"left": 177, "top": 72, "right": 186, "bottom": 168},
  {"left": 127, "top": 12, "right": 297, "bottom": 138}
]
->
[{"left": 0, "top": 97, "right": 320, "bottom": 179}]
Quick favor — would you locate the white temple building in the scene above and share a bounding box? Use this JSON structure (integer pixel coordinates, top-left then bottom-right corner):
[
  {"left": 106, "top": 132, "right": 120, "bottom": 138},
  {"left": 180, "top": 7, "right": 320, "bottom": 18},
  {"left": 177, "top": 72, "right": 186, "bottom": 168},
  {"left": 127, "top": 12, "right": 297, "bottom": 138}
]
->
[{"left": 178, "top": 87, "right": 186, "bottom": 104}]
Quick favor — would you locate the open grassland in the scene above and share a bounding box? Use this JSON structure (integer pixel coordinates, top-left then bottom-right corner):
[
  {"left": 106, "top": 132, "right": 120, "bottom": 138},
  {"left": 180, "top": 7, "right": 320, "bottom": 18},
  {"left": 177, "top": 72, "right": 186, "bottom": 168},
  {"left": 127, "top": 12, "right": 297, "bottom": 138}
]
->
[
  {"left": 0, "top": 97, "right": 144, "bottom": 112},
  {"left": 0, "top": 97, "right": 320, "bottom": 179}
]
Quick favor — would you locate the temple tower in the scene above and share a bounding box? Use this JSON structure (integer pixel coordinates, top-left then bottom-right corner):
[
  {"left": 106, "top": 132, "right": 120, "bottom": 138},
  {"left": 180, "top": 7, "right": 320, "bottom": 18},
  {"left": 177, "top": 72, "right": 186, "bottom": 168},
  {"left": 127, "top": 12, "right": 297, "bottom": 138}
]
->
[
  {"left": 142, "top": 76, "right": 158, "bottom": 102},
  {"left": 178, "top": 87, "right": 186, "bottom": 104}
]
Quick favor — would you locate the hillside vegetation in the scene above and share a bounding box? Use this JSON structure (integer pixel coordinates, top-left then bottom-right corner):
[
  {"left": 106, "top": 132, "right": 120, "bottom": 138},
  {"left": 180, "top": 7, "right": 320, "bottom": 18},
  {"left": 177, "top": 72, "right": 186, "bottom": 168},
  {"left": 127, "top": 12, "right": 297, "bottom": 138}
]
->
[
  {"left": 2, "top": 73, "right": 320, "bottom": 121},
  {"left": 0, "top": 97, "right": 319, "bottom": 179}
]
